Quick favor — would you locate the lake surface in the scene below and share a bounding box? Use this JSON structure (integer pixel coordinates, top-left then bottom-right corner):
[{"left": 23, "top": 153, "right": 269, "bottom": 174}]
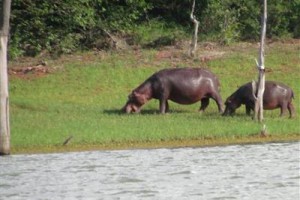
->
[{"left": 1, "top": 142, "right": 299, "bottom": 200}]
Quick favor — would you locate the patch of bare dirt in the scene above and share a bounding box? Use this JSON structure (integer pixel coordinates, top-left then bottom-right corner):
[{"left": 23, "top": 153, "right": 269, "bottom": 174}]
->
[
  {"left": 8, "top": 39, "right": 299, "bottom": 79},
  {"left": 8, "top": 60, "right": 57, "bottom": 79},
  {"left": 153, "top": 41, "right": 226, "bottom": 65}
]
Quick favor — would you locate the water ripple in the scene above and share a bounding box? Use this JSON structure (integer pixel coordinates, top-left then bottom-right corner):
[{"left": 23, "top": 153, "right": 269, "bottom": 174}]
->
[{"left": 0, "top": 142, "right": 299, "bottom": 200}]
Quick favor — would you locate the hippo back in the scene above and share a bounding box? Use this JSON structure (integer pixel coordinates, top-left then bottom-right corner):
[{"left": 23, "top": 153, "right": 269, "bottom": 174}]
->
[{"left": 151, "top": 68, "right": 220, "bottom": 104}]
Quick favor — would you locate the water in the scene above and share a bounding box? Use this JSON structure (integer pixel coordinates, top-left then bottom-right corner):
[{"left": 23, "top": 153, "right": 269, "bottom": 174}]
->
[{"left": 0, "top": 142, "right": 299, "bottom": 200}]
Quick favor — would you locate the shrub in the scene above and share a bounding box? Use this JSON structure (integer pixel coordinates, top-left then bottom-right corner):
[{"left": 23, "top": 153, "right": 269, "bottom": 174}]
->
[{"left": 8, "top": 0, "right": 300, "bottom": 58}]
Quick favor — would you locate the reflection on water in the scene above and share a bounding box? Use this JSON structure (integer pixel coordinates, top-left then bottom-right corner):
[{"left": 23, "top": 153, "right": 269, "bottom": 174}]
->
[{"left": 1, "top": 142, "right": 299, "bottom": 199}]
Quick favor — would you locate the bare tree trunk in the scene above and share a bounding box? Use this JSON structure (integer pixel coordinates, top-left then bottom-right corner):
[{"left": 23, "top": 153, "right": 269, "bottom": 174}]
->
[
  {"left": 0, "top": 0, "right": 11, "bottom": 155},
  {"left": 253, "top": 0, "right": 267, "bottom": 122},
  {"left": 189, "top": 0, "right": 199, "bottom": 57}
]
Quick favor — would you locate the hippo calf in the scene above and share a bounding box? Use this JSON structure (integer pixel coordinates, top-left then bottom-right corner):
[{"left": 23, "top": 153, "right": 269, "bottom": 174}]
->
[
  {"left": 223, "top": 81, "right": 295, "bottom": 117},
  {"left": 122, "top": 68, "right": 223, "bottom": 114}
]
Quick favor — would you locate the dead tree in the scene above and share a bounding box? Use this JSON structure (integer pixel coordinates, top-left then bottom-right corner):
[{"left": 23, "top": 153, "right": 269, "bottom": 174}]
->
[
  {"left": 189, "top": 0, "right": 199, "bottom": 57},
  {"left": 253, "top": 0, "right": 267, "bottom": 122},
  {"left": 0, "top": 0, "right": 11, "bottom": 155}
]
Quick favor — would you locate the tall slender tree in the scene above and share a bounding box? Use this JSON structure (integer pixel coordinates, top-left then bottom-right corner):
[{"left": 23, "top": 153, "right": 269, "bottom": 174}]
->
[
  {"left": 253, "top": 0, "right": 267, "bottom": 122},
  {"left": 0, "top": 0, "right": 11, "bottom": 155},
  {"left": 189, "top": 0, "right": 199, "bottom": 57}
]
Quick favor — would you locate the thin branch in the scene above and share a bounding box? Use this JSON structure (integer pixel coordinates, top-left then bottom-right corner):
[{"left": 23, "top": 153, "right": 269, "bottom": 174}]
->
[
  {"left": 258, "top": 0, "right": 267, "bottom": 70},
  {"left": 189, "top": 0, "right": 199, "bottom": 57},
  {"left": 255, "top": 59, "right": 259, "bottom": 68},
  {"left": 190, "top": 0, "right": 196, "bottom": 20}
]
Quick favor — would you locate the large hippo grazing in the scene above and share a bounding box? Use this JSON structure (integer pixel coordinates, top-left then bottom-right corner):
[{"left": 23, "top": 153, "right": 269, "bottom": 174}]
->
[
  {"left": 122, "top": 68, "right": 223, "bottom": 114},
  {"left": 223, "top": 81, "right": 295, "bottom": 117}
]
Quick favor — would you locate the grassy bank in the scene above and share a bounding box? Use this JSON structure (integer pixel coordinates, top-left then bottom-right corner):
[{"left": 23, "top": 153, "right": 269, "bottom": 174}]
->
[{"left": 9, "top": 40, "right": 300, "bottom": 154}]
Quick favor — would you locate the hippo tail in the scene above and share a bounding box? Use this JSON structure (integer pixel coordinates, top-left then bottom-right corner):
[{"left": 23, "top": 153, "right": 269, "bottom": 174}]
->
[{"left": 291, "top": 90, "right": 295, "bottom": 99}]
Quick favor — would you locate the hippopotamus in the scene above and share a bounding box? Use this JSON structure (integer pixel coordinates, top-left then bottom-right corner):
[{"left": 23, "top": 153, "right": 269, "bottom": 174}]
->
[
  {"left": 121, "top": 68, "right": 223, "bottom": 114},
  {"left": 223, "top": 81, "right": 295, "bottom": 117}
]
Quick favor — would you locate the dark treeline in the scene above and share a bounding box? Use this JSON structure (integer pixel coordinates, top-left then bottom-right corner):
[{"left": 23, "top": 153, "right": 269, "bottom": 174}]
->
[{"left": 9, "top": 0, "right": 300, "bottom": 58}]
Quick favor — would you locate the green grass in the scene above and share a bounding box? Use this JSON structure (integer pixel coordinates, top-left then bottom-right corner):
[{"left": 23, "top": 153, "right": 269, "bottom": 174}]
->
[{"left": 9, "top": 41, "right": 300, "bottom": 153}]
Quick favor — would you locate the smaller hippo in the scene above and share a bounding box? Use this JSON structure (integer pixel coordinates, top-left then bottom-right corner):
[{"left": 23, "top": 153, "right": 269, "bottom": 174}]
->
[
  {"left": 223, "top": 81, "right": 295, "bottom": 117},
  {"left": 122, "top": 68, "right": 223, "bottom": 114}
]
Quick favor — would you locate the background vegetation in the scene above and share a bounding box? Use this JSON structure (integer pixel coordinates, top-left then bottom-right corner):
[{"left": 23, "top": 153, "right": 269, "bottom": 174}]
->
[{"left": 9, "top": 0, "right": 300, "bottom": 58}]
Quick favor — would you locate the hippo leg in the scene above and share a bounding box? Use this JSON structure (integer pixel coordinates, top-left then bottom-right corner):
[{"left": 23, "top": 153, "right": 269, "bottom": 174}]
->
[
  {"left": 280, "top": 102, "right": 288, "bottom": 117},
  {"left": 288, "top": 102, "right": 295, "bottom": 118},
  {"left": 246, "top": 105, "right": 252, "bottom": 115},
  {"left": 211, "top": 93, "right": 224, "bottom": 113},
  {"left": 159, "top": 98, "right": 169, "bottom": 114},
  {"left": 199, "top": 98, "right": 209, "bottom": 112},
  {"left": 165, "top": 101, "right": 169, "bottom": 113}
]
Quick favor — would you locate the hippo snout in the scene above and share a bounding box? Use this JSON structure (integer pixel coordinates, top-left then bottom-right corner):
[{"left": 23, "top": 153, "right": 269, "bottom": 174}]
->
[
  {"left": 121, "top": 104, "right": 132, "bottom": 114},
  {"left": 222, "top": 107, "right": 235, "bottom": 116},
  {"left": 222, "top": 110, "right": 229, "bottom": 116},
  {"left": 121, "top": 103, "right": 141, "bottom": 114}
]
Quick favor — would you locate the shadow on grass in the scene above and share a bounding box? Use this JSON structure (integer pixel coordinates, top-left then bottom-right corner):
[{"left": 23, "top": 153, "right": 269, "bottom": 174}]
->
[{"left": 103, "top": 109, "right": 190, "bottom": 115}]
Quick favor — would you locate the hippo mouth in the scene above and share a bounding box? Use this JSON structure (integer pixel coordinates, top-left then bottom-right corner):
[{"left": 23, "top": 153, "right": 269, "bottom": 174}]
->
[
  {"left": 122, "top": 103, "right": 141, "bottom": 113},
  {"left": 222, "top": 107, "right": 235, "bottom": 116}
]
